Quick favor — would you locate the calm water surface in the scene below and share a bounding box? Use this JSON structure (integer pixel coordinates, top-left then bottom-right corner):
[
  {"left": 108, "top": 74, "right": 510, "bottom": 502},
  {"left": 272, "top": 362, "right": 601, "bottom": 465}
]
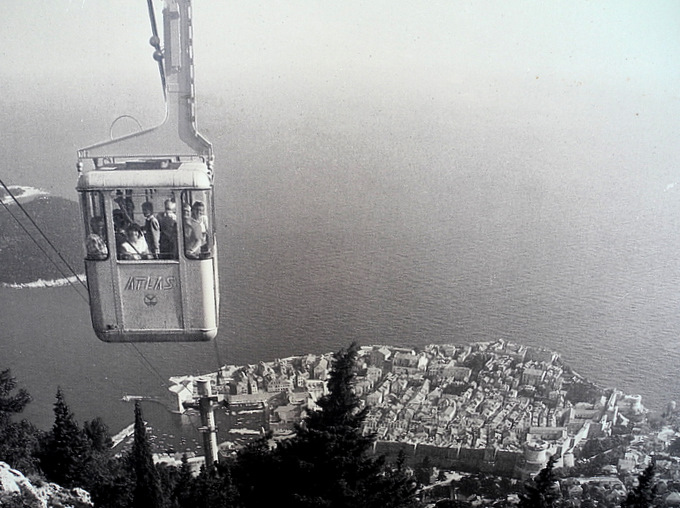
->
[{"left": 3, "top": 90, "right": 680, "bottom": 439}]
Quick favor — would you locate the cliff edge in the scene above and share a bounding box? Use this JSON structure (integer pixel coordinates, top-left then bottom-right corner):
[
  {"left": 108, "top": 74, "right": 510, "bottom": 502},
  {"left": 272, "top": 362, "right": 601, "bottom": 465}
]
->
[{"left": 0, "top": 461, "right": 92, "bottom": 508}]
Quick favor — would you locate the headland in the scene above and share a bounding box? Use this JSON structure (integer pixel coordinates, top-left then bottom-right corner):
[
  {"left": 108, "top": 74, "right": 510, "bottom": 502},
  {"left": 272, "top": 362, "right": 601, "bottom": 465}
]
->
[{"left": 168, "top": 339, "right": 669, "bottom": 481}]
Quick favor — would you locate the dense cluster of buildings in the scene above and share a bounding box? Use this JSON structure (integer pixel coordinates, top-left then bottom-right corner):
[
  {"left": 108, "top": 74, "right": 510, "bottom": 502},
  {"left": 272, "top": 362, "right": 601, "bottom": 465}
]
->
[{"left": 169, "top": 340, "right": 651, "bottom": 479}]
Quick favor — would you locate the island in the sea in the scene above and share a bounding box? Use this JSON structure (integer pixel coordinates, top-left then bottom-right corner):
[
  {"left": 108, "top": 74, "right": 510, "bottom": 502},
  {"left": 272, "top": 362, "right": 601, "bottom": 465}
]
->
[
  {"left": 167, "top": 339, "right": 670, "bottom": 484},
  {"left": 0, "top": 186, "right": 83, "bottom": 285}
]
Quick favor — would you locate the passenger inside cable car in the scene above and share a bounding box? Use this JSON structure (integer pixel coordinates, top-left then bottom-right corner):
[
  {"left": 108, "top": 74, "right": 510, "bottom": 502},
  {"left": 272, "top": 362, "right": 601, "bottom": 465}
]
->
[
  {"left": 85, "top": 216, "right": 108, "bottom": 260},
  {"left": 158, "top": 200, "right": 178, "bottom": 259},
  {"left": 81, "top": 188, "right": 214, "bottom": 263},
  {"left": 78, "top": 185, "right": 217, "bottom": 343},
  {"left": 120, "top": 224, "right": 152, "bottom": 260},
  {"left": 141, "top": 202, "right": 161, "bottom": 257},
  {"left": 183, "top": 200, "right": 211, "bottom": 259},
  {"left": 76, "top": 0, "right": 217, "bottom": 343}
]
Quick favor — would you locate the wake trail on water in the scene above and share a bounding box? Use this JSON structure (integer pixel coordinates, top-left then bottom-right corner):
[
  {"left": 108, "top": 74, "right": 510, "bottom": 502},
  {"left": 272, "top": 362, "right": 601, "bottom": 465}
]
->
[
  {"left": 1, "top": 184, "right": 86, "bottom": 289},
  {"left": 0, "top": 185, "right": 48, "bottom": 205},
  {"left": 1, "top": 274, "right": 86, "bottom": 289}
]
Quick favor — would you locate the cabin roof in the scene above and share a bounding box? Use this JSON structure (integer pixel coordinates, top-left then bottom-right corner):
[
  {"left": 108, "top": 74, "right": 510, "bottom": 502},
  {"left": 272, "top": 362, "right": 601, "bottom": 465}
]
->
[{"left": 76, "top": 162, "right": 212, "bottom": 190}]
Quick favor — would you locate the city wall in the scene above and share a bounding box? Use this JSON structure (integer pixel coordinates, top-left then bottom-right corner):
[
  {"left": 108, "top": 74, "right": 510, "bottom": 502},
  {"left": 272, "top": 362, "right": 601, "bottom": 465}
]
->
[{"left": 372, "top": 440, "right": 523, "bottom": 477}]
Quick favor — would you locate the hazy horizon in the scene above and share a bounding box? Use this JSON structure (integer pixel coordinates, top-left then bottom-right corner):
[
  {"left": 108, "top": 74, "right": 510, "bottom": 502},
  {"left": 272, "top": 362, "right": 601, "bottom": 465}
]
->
[
  {"left": 2, "top": 1, "right": 678, "bottom": 202},
  {"left": 3, "top": 1, "right": 680, "bottom": 430}
]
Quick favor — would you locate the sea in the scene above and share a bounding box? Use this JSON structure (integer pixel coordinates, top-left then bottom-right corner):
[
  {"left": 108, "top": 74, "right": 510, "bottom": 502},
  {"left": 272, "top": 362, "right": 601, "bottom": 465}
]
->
[{"left": 2, "top": 82, "right": 680, "bottom": 450}]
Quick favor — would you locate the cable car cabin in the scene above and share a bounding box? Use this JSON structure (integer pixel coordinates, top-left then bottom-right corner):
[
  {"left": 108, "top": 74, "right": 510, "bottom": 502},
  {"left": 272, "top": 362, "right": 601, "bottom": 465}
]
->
[
  {"left": 76, "top": 0, "right": 218, "bottom": 342},
  {"left": 77, "top": 160, "right": 218, "bottom": 342}
]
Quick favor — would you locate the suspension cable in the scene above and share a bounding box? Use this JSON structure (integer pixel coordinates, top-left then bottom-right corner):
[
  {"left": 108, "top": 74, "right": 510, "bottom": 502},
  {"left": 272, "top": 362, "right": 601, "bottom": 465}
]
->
[
  {"left": 1, "top": 181, "right": 226, "bottom": 414},
  {"left": 0, "top": 191, "right": 89, "bottom": 302},
  {"left": 0, "top": 178, "right": 88, "bottom": 293},
  {"left": 147, "top": 0, "right": 167, "bottom": 99},
  {"left": 0, "top": 180, "right": 173, "bottom": 393},
  {"left": 128, "top": 343, "right": 168, "bottom": 388}
]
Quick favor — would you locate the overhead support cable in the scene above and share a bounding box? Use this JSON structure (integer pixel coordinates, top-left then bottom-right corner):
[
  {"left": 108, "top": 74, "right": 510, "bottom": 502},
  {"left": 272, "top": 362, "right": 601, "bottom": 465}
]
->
[
  {"left": 0, "top": 178, "right": 172, "bottom": 393},
  {"left": 147, "top": 0, "right": 167, "bottom": 99},
  {"left": 0, "top": 180, "right": 89, "bottom": 301},
  {"left": 129, "top": 343, "right": 169, "bottom": 388}
]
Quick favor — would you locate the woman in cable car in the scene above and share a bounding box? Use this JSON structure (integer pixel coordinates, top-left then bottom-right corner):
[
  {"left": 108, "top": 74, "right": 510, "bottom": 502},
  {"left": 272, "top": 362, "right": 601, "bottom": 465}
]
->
[{"left": 76, "top": 0, "right": 218, "bottom": 342}]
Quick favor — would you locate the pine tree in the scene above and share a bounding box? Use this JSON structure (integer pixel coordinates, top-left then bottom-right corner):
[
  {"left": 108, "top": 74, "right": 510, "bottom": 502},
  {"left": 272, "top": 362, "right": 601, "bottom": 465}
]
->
[
  {"left": 40, "top": 387, "right": 89, "bottom": 487},
  {"left": 179, "top": 343, "right": 422, "bottom": 507},
  {"left": 0, "top": 369, "right": 39, "bottom": 473},
  {"left": 89, "top": 454, "right": 135, "bottom": 508},
  {"left": 184, "top": 460, "right": 238, "bottom": 508},
  {"left": 79, "top": 416, "right": 127, "bottom": 507},
  {"left": 254, "top": 342, "right": 422, "bottom": 508},
  {"left": 131, "top": 401, "right": 163, "bottom": 508},
  {"left": 519, "top": 454, "right": 561, "bottom": 508},
  {"left": 372, "top": 455, "right": 421, "bottom": 508},
  {"left": 231, "top": 432, "right": 279, "bottom": 507},
  {"left": 277, "top": 342, "right": 379, "bottom": 506},
  {"left": 0, "top": 369, "right": 31, "bottom": 421},
  {"left": 39, "top": 387, "right": 129, "bottom": 504},
  {"left": 415, "top": 456, "right": 434, "bottom": 486},
  {"left": 622, "top": 459, "right": 657, "bottom": 508},
  {"left": 84, "top": 416, "right": 114, "bottom": 452},
  {"left": 174, "top": 454, "right": 194, "bottom": 508}
]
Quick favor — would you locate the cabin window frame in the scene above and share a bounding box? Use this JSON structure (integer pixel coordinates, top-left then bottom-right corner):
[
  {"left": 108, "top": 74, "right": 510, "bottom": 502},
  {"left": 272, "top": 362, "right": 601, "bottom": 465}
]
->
[{"left": 81, "top": 191, "right": 110, "bottom": 261}]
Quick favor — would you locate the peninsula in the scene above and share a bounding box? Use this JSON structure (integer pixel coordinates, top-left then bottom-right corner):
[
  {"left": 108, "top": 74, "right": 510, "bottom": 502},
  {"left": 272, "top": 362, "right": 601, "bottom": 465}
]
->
[{"left": 168, "top": 339, "right": 667, "bottom": 482}]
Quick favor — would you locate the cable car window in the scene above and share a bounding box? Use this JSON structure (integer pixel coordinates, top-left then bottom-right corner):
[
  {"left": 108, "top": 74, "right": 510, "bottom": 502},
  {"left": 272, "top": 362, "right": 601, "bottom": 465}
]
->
[
  {"left": 82, "top": 191, "right": 109, "bottom": 260},
  {"left": 181, "top": 190, "right": 213, "bottom": 259},
  {"left": 111, "top": 189, "right": 179, "bottom": 261}
]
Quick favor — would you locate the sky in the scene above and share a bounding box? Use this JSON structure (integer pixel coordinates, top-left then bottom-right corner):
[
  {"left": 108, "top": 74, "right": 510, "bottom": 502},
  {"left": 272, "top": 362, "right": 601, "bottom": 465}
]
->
[
  {"left": 2, "top": 1, "right": 678, "bottom": 98},
  {"left": 0, "top": 0, "right": 678, "bottom": 198}
]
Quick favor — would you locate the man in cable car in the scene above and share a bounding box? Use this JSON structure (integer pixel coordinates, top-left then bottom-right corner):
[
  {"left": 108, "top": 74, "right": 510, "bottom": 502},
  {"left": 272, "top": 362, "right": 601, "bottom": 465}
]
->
[
  {"left": 183, "top": 203, "right": 200, "bottom": 258},
  {"left": 193, "top": 201, "right": 211, "bottom": 256},
  {"left": 141, "top": 201, "right": 161, "bottom": 258},
  {"left": 158, "top": 199, "right": 178, "bottom": 259}
]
